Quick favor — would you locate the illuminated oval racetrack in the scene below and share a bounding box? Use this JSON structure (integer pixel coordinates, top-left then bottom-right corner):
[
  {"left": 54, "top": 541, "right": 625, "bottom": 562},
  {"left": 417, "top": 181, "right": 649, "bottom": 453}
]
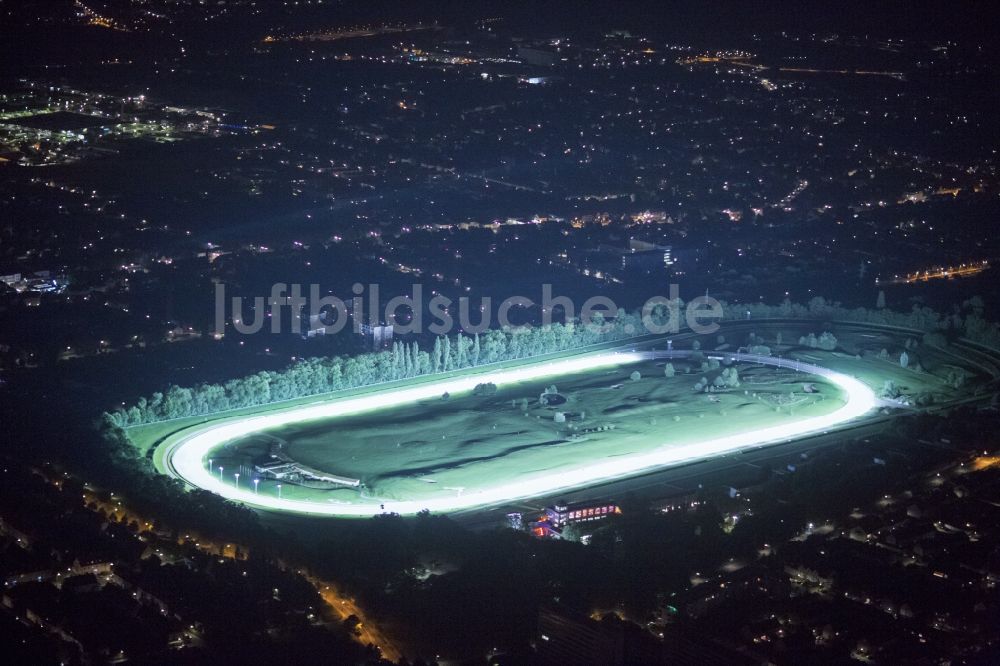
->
[{"left": 163, "top": 350, "right": 879, "bottom": 517}]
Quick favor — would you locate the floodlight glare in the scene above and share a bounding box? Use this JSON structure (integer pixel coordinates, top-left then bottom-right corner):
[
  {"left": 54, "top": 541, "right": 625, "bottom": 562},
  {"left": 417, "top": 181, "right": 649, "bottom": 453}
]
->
[{"left": 166, "top": 351, "right": 877, "bottom": 517}]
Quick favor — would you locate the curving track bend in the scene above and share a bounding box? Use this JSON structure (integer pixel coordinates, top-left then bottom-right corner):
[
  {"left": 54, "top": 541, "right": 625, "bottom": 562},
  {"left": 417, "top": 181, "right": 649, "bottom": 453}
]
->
[{"left": 159, "top": 348, "right": 879, "bottom": 517}]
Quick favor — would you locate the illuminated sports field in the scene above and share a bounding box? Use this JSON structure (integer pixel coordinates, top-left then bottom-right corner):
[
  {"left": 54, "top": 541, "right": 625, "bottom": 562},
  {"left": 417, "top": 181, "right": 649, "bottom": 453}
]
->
[{"left": 160, "top": 349, "right": 881, "bottom": 517}]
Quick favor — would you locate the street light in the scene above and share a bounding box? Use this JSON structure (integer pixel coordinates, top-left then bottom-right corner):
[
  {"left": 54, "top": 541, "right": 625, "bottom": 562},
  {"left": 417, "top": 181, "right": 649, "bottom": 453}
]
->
[
  {"left": 218, "top": 466, "right": 224, "bottom": 480},
  {"left": 208, "top": 458, "right": 213, "bottom": 471},
  {"left": 253, "top": 478, "right": 260, "bottom": 494},
  {"left": 234, "top": 472, "right": 240, "bottom": 488},
  {"left": 277, "top": 484, "right": 282, "bottom": 499}
]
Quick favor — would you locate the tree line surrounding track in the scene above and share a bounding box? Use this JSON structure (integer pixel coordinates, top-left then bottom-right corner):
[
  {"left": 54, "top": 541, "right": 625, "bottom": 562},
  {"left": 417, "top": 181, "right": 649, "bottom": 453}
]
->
[
  {"left": 106, "top": 295, "right": 999, "bottom": 427},
  {"left": 160, "top": 348, "right": 876, "bottom": 517}
]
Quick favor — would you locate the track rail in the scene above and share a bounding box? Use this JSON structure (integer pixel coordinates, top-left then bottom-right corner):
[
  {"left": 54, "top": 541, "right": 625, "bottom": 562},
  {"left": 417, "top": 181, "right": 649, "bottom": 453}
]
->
[
  {"left": 155, "top": 320, "right": 1000, "bottom": 517},
  {"left": 160, "top": 347, "right": 878, "bottom": 517}
]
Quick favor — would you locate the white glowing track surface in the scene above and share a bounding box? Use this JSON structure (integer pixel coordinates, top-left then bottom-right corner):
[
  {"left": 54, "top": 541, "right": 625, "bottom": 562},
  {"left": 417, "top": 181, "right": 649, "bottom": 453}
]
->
[{"left": 167, "top": 352, "right": 878, "bottom": 516}]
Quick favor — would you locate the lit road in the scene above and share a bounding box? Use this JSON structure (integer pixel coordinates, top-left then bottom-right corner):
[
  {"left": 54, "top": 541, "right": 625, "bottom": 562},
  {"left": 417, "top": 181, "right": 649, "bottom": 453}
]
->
[
  {"left": 312, "top": 577, "right": 400, "bottom": 661},
  {"left": 877, "top": 260, "right": 989, "bottom": 285},
  {"left": 79, "top": 486, "right": 401, "bottom": 660}
]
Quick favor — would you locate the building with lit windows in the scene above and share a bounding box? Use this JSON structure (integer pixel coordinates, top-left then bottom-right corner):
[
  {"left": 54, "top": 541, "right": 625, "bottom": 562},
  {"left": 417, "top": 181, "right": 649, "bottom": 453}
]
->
[
  {"left": 621, "top": 239, "right": 672, "bottom": 272},
  {"left": 530, "top": 500, "right": 621, "bottom": 536},
  {"left": 545, "top": 500, "right": 621, "bottom": 526}
]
